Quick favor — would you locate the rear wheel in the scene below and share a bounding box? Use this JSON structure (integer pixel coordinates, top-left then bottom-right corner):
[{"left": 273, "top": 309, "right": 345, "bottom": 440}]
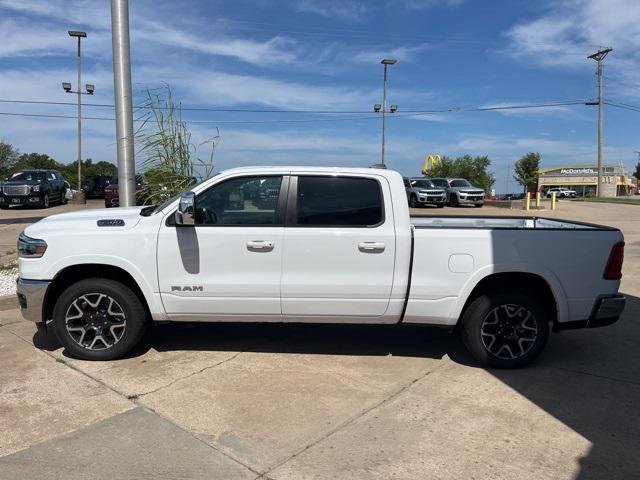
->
[
  {"left": 52, "top": 278, "right": 147, "bottom": 360},
  {"left": 459, "top": 292, "right": 549, "bottom": 368},
  {"left": 61, "top": 189, "right": 68, "bottom": 204}
]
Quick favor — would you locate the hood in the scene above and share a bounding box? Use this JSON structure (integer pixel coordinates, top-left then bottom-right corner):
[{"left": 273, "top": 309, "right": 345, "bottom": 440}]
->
[{"left": 24, "top": 206, "right": 145, "bottom": 238}]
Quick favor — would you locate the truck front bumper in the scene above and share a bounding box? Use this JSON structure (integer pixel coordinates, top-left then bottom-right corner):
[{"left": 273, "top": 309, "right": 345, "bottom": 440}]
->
[
  {"left": 16, "top": 278, "right": 50, "bottom": 323},
  {"left": 0, "top": 194, "right": 42, "bottom": 206},
  {"left": 556, "top": 294, "right": 626, "bottom": 331}
]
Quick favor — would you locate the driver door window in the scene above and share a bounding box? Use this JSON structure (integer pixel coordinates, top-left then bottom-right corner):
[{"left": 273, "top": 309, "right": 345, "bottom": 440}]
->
[{"left": 196, "top": 176, "right": 284, "bottom": 225}]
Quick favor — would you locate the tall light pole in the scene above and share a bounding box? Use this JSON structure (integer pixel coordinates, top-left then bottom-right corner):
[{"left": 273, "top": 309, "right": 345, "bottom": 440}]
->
[
  {"left": 587, "top": 47, "right": 612, "bottom": 197},
  {"left": 111, "top": 0, "right": 136, "bottom": 207},
  {"left": 374, "top": 59, "right": 398, "bottom": 167},
  {"left": 63, "top": 30, "right": 93, "bottom": 203}
]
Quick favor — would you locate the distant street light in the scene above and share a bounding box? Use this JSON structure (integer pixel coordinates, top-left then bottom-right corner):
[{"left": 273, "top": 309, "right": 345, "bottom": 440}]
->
[
  {"left": 62, "top": 30, "right": 93, "bottom": 203},
  {"left": 376, "top": 59, "right": 398, "bottom": 166}
]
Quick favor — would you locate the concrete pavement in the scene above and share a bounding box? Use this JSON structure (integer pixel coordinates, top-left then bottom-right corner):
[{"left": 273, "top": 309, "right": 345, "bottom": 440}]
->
[{"left": 0, "top": 201, "right": 638, "bottom": 479}]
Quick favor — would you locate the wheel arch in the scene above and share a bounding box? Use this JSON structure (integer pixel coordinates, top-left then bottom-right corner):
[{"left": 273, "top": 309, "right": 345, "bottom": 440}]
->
[
  {"left": 43, "top": 264, "right": 152, "bottom": 323},
  {"left": 457, "top": 271, "right": 560, "bottom": 327}
]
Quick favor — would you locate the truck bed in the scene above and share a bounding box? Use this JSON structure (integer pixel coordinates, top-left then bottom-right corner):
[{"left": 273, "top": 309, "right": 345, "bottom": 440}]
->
[
  {"left": 410, "top": 216, "right": 616, "bottom": 230},
  {"left": 404, "top": 215, "right": 622, "bottom": 327}
]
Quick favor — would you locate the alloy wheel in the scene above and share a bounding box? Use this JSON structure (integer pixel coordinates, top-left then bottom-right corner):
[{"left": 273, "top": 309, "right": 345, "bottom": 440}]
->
[
  {"left": 480, "top": 304, "right": 538, "bottom": 360},
  {"left": 65, "top": 293, "right": 127, "bottom": 350}
]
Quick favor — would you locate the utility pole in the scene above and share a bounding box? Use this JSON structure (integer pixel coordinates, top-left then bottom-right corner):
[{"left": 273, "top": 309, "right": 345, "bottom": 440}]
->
[
  {"left": 373, "top": 59, "right": 398, "bottom": 167},
  {"left": 63, "top": 31, "right": 93, "bottom": 203},
  {"left": 505, "top": 162, "right": 510, "bottom": 196},
  {"left": 111, "top": 0, "right": 136, "bottom": 207},
  {"left": 587, "top": 47, "right": 612, "bottom": 197}
]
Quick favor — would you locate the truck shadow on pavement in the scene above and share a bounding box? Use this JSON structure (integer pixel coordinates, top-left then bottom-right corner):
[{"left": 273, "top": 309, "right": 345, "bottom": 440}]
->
[{"left": 31, "top": 294, "right": 640, "bottom": 480}]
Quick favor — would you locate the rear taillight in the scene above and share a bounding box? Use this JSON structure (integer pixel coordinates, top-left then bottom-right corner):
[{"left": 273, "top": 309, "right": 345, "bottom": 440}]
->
[{"left": 603, "top": 242, "right": 624, "bottom": 280}]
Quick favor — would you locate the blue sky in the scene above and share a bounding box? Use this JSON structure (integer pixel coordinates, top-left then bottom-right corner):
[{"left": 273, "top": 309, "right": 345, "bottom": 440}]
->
[{"left": 1, "top": 0, "right": 639, "bottom": 192}]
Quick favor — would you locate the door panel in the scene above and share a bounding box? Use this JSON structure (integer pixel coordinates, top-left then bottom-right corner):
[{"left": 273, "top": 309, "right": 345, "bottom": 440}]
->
[
  {"left": 281, "top": 175, "right": 396, "bottom": 319},
  {"left": 157, "top": 175, "right": 286, "bottom": 317}
]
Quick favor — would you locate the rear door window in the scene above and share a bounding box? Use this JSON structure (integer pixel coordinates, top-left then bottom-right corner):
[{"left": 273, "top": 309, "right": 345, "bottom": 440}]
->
[{"left": 294, "top": 176, "right": 383, "bottom": 227}]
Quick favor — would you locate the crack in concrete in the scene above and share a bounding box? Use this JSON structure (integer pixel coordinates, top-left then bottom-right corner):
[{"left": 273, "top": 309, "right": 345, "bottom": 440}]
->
[
  {"left": 2, "top": 325, "right": 263, "bottom": 477},
  {"left": 256, "top": 360, "right": 449, "bottom": 478}
]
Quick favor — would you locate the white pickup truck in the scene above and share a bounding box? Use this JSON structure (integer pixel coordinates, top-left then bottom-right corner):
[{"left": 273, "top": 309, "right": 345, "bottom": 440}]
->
[{"left": 16, "top": 166, "right": 626, "bottom": 368}]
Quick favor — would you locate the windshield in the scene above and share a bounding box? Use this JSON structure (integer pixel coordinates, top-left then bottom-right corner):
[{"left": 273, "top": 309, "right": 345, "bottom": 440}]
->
[
  {"left": 9, "top": 171, "right": 45, "bottom": 182},
  {"left": 450, "top": 179, "right": 472, "bottom": 188},
  {"left": 410, "top": 179, "right": 435, "bottom": 189}
]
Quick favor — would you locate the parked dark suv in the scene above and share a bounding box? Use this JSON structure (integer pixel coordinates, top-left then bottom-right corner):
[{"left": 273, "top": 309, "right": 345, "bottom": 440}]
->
[
  {"left": 83, "top": 175, "right": 114, "bottom": 199},
  {"left": 0, "top": 169, "right": 67, "bottom": 209}
]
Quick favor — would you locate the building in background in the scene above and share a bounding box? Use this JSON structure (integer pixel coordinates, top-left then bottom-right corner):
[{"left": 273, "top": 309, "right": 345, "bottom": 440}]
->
[{"left": 537, "top": 164, "right": 634, "bottom": 197}]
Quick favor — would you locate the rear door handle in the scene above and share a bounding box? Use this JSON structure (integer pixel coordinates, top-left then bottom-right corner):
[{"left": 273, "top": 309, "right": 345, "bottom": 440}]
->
[
  {"left": 358, "top": 242, "right": 385, "bottom": 253},
  {"left": 247, "top": 240, "right": 274, "bottom": 252}
]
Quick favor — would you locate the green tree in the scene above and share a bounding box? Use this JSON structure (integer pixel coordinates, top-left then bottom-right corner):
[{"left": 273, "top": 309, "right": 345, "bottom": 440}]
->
[
  {"left": 514, "top": 152, "right": 541, "bottom": 193},
  {"left": 429, "top": 154, "right": 495, "bottom": 193},
  {"left": 634, "top": 160, "right": 640, "bottom": 180},
  {"left": 14, "top": 153, "right": 60, "bottom": 171},
  {"left": 0, "top": 141, "right": 19, "bottom": 178}
]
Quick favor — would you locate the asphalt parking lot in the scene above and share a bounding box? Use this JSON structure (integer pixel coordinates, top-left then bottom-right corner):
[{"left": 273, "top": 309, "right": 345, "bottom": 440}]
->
[{"left": 0, "top": 200, "right": 639, "bottom": 479}]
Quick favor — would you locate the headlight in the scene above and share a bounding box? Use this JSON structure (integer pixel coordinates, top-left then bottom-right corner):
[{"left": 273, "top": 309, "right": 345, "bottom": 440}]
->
[
  {"left": 18, "top": 233, "right": 47, "bottom": 258},
  {"left": 31, "top": 185, "right": 41, "bottom": 192}
]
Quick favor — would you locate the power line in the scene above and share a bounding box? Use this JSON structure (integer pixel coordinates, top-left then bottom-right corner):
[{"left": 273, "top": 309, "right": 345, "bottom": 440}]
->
[
  {"left": 0, "top": 101, "right": 592, "bottom": 124},
  {"left": 606, "top": 101, "right": 640, "bottom": 113},
  {"left": 0, "top": 98, "right": 588, "bottom": 116}
]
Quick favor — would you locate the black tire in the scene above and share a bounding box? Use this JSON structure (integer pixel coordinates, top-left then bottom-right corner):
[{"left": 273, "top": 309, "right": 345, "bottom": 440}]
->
[
  {"left": 474, "top": 203, "right": 483, "bottom": 208},
  {"left": 61, "top": 190, "right": 68, "bottom": 205},
  {"left": 52, "top": 278, "right": 147, "bottom": 360},
  {"left": 449, "top": 194, "right": 459, "bottom": 207},
  {"left": 40, "top": 193, "right": 50, "bottom": 209},
  {"left": 0, "top": 205, "right": 8, "bottom": 210},
  {"left": 459, "top": 292, "right": 550, "bottom": 369},
  {"left": 436, "top": 203, "right": 445, "bottom": 208},
  {"left": 409, "top": 194, "right": 419, "bottom": 208}
]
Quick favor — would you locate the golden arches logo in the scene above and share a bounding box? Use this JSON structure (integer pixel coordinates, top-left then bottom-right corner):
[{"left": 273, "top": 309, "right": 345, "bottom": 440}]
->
[{"left": 422, "top": 154, "right": 441, "bottom": 175}]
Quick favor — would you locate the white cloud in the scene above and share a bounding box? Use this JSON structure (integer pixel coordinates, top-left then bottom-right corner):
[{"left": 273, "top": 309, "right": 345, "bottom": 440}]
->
[
  {"left": 353, "top": 43, "right": 431, "bottom": 63},
  {"left": 295, "top": 0, "right": 371, "bottom": 20},
  {"left": 390, "top": 0, "right": 464, "bottom": 11},
  {"left": 134, "top": 19, "right": 300, "bottom": 67},
  {"left": 504, "top": 0, "right": 640, "bottom": 98}
]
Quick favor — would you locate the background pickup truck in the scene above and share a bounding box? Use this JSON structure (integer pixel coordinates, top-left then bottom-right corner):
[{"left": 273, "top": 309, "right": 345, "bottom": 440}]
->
[{"left": 16, "top": 166, "right": 625, "bottom": 368}]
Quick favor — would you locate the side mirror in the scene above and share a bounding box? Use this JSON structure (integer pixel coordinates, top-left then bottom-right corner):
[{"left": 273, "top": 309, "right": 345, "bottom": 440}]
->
[{"left": 176, "top": 191, "right": 196, "bottom": 226}]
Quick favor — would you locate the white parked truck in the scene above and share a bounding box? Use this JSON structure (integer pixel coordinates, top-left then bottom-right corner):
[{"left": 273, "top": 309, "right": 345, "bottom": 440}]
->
[{"left": 16, "top": 167, "right": 626, "bottom": 368}]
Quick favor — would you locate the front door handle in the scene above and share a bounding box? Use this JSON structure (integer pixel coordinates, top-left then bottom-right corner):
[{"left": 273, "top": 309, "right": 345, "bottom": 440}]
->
[
  {"left": 247, "top": 240, "right": 274, "bottom": 252},
  {"left": 358, "top": 242, "right": 385, "bottom": 253}
]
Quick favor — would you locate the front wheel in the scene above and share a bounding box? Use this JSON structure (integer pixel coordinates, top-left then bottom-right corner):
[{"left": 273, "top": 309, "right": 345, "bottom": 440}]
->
[
  {"left": 474, "top": 203, "right": 483, "bottom": 208},
  {"left": 449, "top": 195, "right": 459, "bottom": 207},
  {"left": 436, "top": 203, "right": 445, "bottom": 208},
  {"left": 409, "top": 195, "right": 419, "bottom": 208},
  {"left": 40, "top": 193, "right": 50, "bottom": 209},
  {"left": 459, "top": 292, "right": 549, "bottom": 368},
  {"left": 52, "top": 278, "right": 147, "bottom": 360}
]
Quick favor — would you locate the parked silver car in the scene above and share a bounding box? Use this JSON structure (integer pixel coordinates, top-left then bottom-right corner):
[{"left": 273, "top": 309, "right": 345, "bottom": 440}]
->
[
  {"left": 403, "top": 177, "right": 446, "bottom": 208},
  {"left": 430, "top": 177, "right": 485, "bottom": 208}
]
